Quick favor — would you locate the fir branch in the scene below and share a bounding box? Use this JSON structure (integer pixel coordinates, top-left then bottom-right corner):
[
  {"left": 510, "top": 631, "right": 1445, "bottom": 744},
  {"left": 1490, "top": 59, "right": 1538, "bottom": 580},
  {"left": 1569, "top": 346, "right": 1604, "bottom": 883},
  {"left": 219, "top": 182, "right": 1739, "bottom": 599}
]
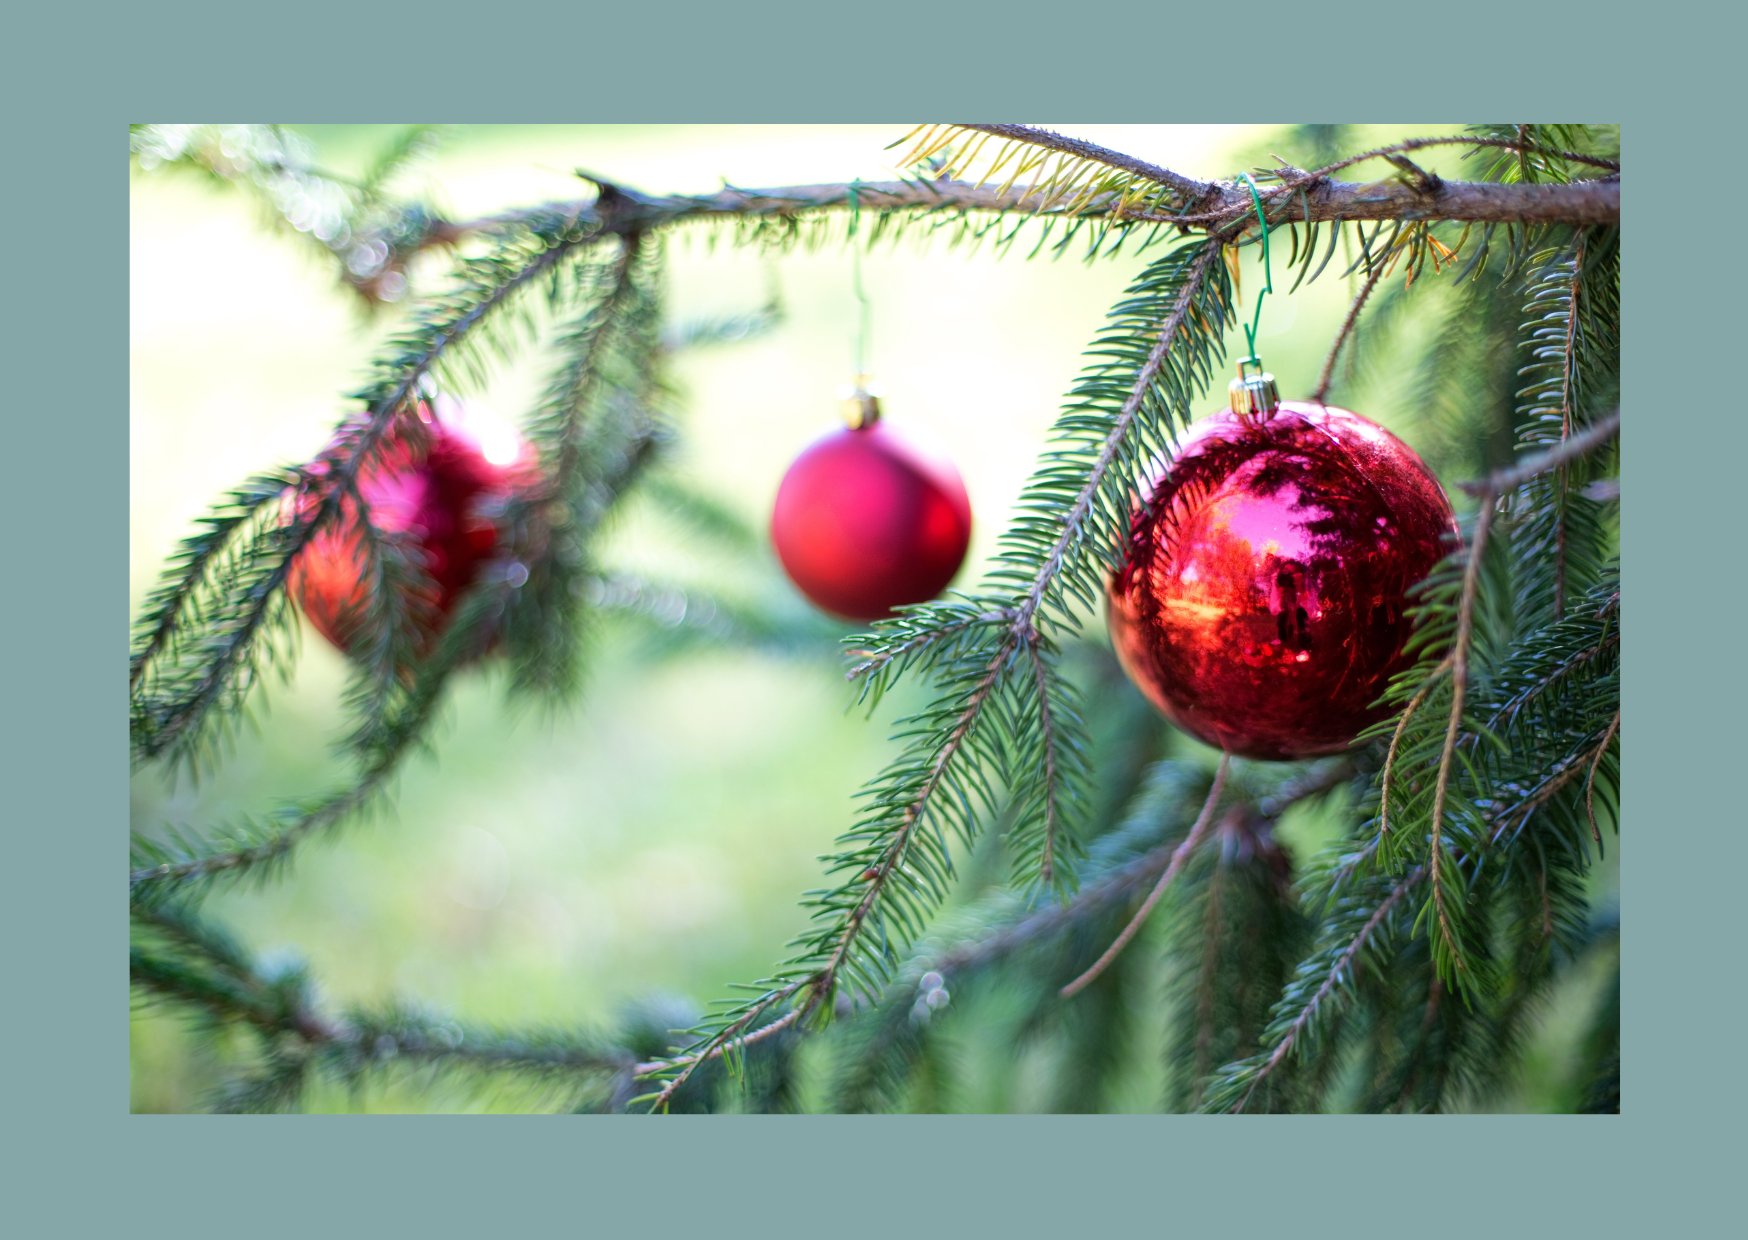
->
[
  {"left": 130, "top": 768, "right": 386, "bottom": 894},
  {"left": 635, "top": 1007, "right": 803, "bottom": 1107},
  {"left": 1060, "top": 754, "right": 1230, "bottom": 999},
  {"left": 132, "top": 207, "right": 608, "bottom": 769},
  {"left": 1229, "top": 866, "right": 1426, "bottom": 1114},
  {"left": 496, "top": 231, "right": 670, "bottom": 701},
  {"left": 132, "top": 902, "right": 631, "bottom": 1112},
  {"left": 128, "top": 467, "right": 305, "bottom": 692},
  {"left": 844, "top": 606, "right": 1016, "bottom": 691},
  {"left": 829, "top": 758, "right": 1352, "bottom": 1111},
  {"left": 131, "top": 581, "right": 518, "bottom": 896},
  {"left": 1027, "top": 641, "right": 1063, "bottom": 886},
  {"left": 898, "top": 128, "right": 1618, "bottom": 228},
  {"left": 1429, "top": 503, "right": 1492, "bottom": 975},
  {"left": 1587, "top": 711, "right": 1621, "bottom": 842},
  {"left": 641, "top": 239, "right": 1228, "bottom": 1103},
  {"left": 937, "top": 759, "right": 1355, "bottom": 982}
]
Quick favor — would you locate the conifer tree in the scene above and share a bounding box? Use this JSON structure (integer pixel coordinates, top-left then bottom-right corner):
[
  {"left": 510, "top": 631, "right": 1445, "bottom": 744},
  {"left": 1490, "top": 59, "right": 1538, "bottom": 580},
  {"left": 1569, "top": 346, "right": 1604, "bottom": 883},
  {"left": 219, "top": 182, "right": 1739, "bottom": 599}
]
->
[{"left": 129, "top": 123, "right": 1620, "bottom": 1113}]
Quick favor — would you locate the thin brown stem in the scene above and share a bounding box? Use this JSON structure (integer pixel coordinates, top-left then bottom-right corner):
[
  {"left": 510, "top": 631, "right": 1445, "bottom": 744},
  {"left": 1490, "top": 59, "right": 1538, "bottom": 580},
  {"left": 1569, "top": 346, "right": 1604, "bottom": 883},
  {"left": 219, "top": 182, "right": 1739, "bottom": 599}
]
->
[
  {"left": 1312, "top": 261, "right": 1387, "bottom": 404},
  {"left": 1061, "top": 754, "right": 1230, "bottom": 1000},
  {"left": 920, "top": 760, "right": 1354, "bottom": 984},
  {"left": 636, "top": 1003, "right": 802, "bottom": 1109},
  {"left": 1458, "top": 410, "right": 1619, "bottom": 497}
]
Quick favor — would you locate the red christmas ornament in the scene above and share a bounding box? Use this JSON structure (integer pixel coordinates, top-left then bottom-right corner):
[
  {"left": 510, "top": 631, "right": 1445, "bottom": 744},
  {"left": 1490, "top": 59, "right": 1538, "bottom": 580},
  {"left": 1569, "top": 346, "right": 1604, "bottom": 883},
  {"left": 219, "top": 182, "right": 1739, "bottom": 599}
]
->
[
  {"left": 1107, "top": 370, "right": 1457, "bottom": 761},
  {"left": 289, "top": 394, "right": 540, "bottom": 658},
  {"left": 770, "top": 391, "right": 972, "bottom": 622}
]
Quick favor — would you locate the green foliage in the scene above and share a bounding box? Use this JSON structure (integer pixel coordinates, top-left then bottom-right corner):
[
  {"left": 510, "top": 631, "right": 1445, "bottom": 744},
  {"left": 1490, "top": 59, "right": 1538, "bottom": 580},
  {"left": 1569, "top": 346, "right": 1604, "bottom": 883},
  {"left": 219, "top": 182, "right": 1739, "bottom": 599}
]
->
[
  {"left": 130, "top": 124, "right": 1621, "bottom": 1113},
  {"left": 130, "top": 123, "right": 447, "bottom": 307}
]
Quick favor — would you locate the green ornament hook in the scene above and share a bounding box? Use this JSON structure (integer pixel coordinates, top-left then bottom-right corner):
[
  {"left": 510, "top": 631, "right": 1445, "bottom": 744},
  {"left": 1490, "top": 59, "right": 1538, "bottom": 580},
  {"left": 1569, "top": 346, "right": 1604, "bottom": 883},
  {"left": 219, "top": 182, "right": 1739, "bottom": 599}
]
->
[{"left": 1237, "top": 171, "right": 1274, "bottom": 367}]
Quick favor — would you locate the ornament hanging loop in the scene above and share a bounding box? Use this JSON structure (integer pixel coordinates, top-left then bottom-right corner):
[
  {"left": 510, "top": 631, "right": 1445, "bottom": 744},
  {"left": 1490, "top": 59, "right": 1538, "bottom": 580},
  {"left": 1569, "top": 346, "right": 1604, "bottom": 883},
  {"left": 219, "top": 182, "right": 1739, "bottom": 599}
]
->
[
  {"left": 1230, "top": 356, "right": 1280, "bottom": 421},
  {"left": 1231, "top": 171, "right": 1279, "bottom": 415},
  {"left": 841, "top": 181, "right": 881, "bottom": 429}
]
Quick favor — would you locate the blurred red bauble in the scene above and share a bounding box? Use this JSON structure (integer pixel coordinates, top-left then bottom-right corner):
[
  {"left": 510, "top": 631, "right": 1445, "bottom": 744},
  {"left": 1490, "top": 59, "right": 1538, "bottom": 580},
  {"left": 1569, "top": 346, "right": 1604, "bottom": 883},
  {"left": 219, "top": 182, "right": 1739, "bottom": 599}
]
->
[
  {"left": 1107, "top": 395, "right": 1457, "bottom": 761},
  {"left": 770, "top": 411, "right": 972, "bottom": 622},
  {"left": 289, "top": 395, "right": 540, "bottom": 659}
]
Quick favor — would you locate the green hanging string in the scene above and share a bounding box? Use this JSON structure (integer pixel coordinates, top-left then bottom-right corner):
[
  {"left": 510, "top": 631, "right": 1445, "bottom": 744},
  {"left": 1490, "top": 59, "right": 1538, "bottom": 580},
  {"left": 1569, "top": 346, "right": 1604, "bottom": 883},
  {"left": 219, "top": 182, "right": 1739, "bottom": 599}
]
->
[
  {"left": 848, "top": 179, "right": 871, "bottom": 377},
  {"left": 1237, "top": 172, "right": 1273, "bottom": 367}
]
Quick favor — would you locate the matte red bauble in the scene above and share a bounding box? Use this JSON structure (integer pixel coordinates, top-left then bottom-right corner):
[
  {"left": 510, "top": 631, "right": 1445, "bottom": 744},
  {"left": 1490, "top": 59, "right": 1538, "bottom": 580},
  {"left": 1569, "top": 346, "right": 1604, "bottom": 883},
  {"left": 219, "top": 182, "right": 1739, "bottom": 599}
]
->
[
  {"left": 289, "top": 395, "right": 540, "bottom": 658},
  {"left": 771, "top": 412, "right": 972, "bottom": 622},
  {"left": 1107, "top": 383, "right": 1457, "bottom": 761}
]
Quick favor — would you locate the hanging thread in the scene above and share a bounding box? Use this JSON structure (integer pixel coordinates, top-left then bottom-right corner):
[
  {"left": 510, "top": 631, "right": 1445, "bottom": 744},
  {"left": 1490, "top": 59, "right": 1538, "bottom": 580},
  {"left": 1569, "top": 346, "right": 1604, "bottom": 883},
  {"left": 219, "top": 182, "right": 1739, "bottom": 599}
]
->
[
  {"left": 1237, "top": 172, "right": 1274, "bottom": 366},
  {"left": 849, "top": 179, "right": 871, "bottom": 379}
]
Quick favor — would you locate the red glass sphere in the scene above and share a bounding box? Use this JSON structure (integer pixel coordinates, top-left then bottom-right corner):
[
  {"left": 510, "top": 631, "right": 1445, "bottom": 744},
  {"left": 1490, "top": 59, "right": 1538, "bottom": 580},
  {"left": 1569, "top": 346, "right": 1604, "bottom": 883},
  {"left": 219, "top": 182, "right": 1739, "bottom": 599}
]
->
[
  {"left": 289, "top": 396, "right": 540, "bottom": 657},
  {"left": 770, "top": 419, "right": 972, "bottom": 622},
  {"left": 1107, "top": 400, "right": 1457, "bottom": 761}
]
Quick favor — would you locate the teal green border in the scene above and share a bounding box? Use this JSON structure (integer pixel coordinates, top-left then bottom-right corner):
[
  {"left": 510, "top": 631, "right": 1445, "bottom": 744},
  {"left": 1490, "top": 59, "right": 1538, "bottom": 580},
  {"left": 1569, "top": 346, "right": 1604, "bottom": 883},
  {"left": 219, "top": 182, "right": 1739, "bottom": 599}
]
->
[{"left": 14, "top": 0, "right": 1733, "bottom": 1234}]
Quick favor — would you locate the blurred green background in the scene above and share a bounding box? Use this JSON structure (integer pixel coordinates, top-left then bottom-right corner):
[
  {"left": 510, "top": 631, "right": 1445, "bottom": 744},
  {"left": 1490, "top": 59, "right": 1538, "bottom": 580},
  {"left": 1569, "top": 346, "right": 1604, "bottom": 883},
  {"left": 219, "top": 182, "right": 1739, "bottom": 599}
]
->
[{"left": 130, "top": 124, "right": 1608, "bottom": 1112}]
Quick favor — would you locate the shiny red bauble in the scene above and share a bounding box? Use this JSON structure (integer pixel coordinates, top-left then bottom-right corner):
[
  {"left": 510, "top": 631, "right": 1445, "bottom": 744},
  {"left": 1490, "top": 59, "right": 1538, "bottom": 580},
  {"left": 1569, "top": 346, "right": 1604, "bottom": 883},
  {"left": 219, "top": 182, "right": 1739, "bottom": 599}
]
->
[
  {"left": 770, "top": 419, "right": 972, "bottom": 622},
  {"left": 289, "top": 396, "right": 540, "bottom": 658},
  {"left": 1107, "top": 400, "right": 1457, "bottom": 761}
]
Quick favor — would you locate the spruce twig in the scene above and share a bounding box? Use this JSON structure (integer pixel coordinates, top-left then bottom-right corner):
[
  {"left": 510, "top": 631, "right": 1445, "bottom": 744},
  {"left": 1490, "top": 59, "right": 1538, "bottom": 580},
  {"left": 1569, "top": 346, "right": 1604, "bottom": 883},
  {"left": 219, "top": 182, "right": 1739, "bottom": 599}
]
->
[{"left": 1231, "top": 866, "right": 1426, "bottom": 1113}]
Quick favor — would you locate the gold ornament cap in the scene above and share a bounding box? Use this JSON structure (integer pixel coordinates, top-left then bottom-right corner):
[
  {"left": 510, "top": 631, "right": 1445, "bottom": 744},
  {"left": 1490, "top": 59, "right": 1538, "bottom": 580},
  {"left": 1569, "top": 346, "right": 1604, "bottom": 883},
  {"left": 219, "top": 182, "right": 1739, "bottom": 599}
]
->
[
  {"left": 1229, "top": 358, "right": 1280, "bottom": 419},
  {"left": 838, "top": 375, "right": 883, "bottom": 429}
]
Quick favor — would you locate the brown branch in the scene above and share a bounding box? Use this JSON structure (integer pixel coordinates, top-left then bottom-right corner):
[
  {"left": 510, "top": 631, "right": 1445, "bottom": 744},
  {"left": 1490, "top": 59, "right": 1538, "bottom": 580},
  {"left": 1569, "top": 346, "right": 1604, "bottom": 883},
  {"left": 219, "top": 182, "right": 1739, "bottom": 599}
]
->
[
  {"left": 925, "top": 128, "right": 1617, "bottom": 227},
  {"left": 1484, "top": 734, "right": 1611, "bottom": 848},
  {"left": 1311, "top": 261, "right": 1387, "bottom": 403},
  {"left": 1140, "top": 175, "right": 1617, "bottom": 229},
  {"left": 1060, "top": 755, "right": 1230, "bottom": 1000},
  {"left": 439, "top": 166, "right": 1615, "bottom": 258},
  {"left": 1305, "top": 135, "right": 1619, "bottom": 182}
]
